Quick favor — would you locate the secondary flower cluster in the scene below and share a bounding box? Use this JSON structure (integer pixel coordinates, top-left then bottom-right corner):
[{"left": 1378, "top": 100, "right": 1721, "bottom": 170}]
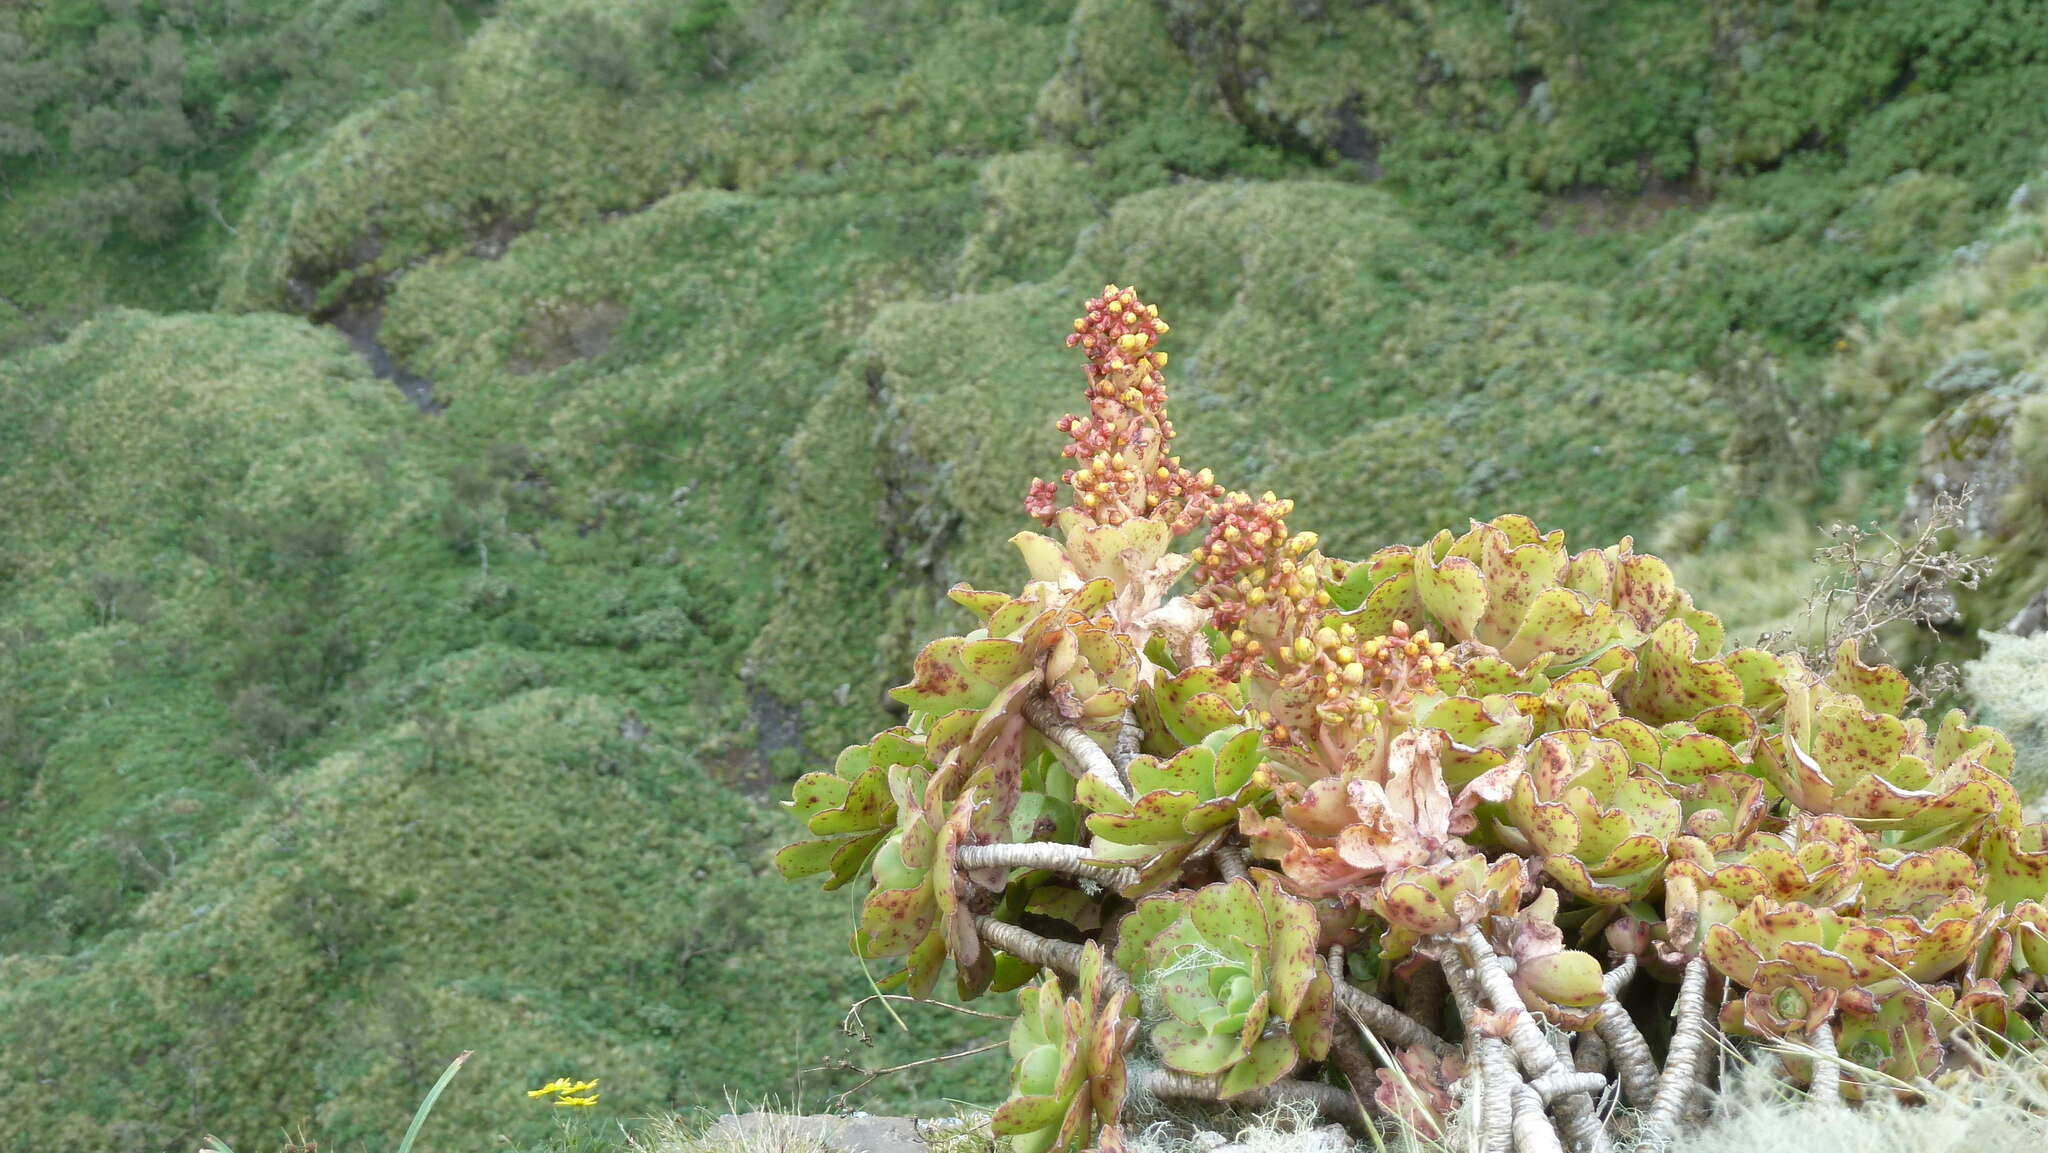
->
[{"left": 777, "top": 289, "right": 2048, "bottom": 1153}]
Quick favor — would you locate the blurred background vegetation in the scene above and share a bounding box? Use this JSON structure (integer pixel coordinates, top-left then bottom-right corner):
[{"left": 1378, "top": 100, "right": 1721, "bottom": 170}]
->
[{"left": 5, "top": 0, "right": 2048, "bottom": 1149}]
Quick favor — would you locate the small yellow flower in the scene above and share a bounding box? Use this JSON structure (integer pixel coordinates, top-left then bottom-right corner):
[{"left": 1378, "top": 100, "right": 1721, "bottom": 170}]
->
[
  {"left": 527, "top": 1078, "right": 573, "bottom": 1099},
  {"left": 529, "top": 1075, "right": 600, "bottom": 1106}
]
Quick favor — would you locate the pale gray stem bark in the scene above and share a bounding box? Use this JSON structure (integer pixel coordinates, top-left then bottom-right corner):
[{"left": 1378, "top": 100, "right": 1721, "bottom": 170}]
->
[
  {"left": 1478, "top": 1038, "right": 1516, "bottom": 1153},
  {"left": 1114, "top": 713, "right": 1144, "bottom": 772},
  {"left": 1641, "top": 958, "right": 1710, "bottom": 1144},
  {"left": 1593, "top": 999, "right": 1657, "bottom": 1109},
  {"left": 1454, "top": 928, "right": 1610, "bottom": 1153},
  {"left": 1024, "top": 696, "right": 1130, "bottom": 800},
  {"left": 1328, "top": 950, "right": 1457, "bottom": 1057},
  {"left": 1601, "top": 955, "right": 1637, "bottom": 999},
  {"left": 1528, "top": 1070, "right": 1608, "bottom": 1104},
  {"left": 1457, "top": 927, "right": 1567, "bottom": 1078},
  {"left": 1215, "top": 842, "right": 1249, "bottom": 883},
  {"left": 1574, "top": 1031, "right": 1609, "bottom": 1077},
  {"left": 974, "top": 916, "right": 1131, "bottom": 994},
  {"left": 1134, "top": 1067, "right": 1367, "bottom": 1129},
  {"left": 1808, "top": 1022, "right": 1841, "bottom": 1105},
  {"left": 954, "top": 842, "right": 1139, "bottom": 890},
  {"left": 1512, "top": 1084, "right": 1568, "bottom": 1153}
]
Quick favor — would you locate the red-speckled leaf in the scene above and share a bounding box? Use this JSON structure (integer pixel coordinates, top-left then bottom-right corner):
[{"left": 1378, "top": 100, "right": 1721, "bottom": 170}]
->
[
  {"left": 1113, "top": 896, "right": 1186, "bottom": 974},
  {"left": 1191, "top": 879, "right": 1267, "bottom": 958},
  {"left": 810, "top": 770, "right": 893, "bottom": 834},
  {"left": 1936, "top": 709, "right": 2017, "bottom": 778},
  {"left": 1693, "top": 703, "right": 1758, "bottom": 747},
  {"left": 950, "top": 584, "right": 1013, "bottom": 623},
  {"left": 1345, "top": 568, "right": 1427, "bottom": 639},
  {"left": 1417, "top": 554, "right": 1487, "bottom": 641},
  {"left": 1659, "top": 732, "right": 1743, "bottom": 786},
  {"left": 1623, "top": 619, "right": 1744, "bottom": 725},
  {"left": 1725, "top": 648, "right": 1788, "bottom": 711},
  {"left": 1596, "top": 718, "right": 1661, "bottom": 770},
  {"left": 825, "top": 830, "right": 887, "bottom": 890},
  {"left": 1565, "top": 545, "right": 1617, "bottom": 602},
  {"left": 1153, "top": 1018, "right": 1244, "bottom": 1076},
  {"left": 859, "top": 886, "right": 937, "bottom": 958},
  {"left": 1476, "top": 528, "right": 1567, "bottom": 648},
  {"left": 787, "top": 772, "right": 852, "bottom": 821},
  {"left": 1218, "top": 1033, "right": 1299, "bottom": 1098},
  {"left": 1500, "top": 587, "right": 1613, "bottom": 669},
  {"left": 1519, "top": 949, "right": 1606, "bottom": 1008},
  {"left": 892, "top": 637, "right": 984, "bottom": 713},
  {"left": 1611, "top": 552, "right": 1680, "bottom": 633},
  {"left": 774, "top": 838, "right": 839, "bottom": 880},
  {"left": 991, "top": 1093, "right": 1067, "bottom": 1136},
  {"left": 1087, "top": 791, "right": 1195, "bottom": 844},
  {"left": 1983, "top": 825, "right": 2048, "bottom": 908},
  {"left": 1266, "top": 883, "right": 1320, "bottom": 1020},
  {"left": 1825, "top": 640, "right": 1912, "bottom": 715}
]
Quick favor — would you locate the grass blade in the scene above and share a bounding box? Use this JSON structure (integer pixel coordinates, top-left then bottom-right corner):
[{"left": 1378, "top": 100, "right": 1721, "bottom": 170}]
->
[{"left": 396, "top": 1050, "right": 472, "bottom": 1153}]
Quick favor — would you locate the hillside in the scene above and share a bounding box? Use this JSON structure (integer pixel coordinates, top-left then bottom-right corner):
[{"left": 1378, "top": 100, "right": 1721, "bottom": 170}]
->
[{"left": 3, "top": 1, "right": 2047, "bottom": 1149}]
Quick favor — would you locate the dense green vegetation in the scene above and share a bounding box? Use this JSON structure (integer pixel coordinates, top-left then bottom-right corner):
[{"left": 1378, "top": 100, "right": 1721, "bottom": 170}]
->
[{"left": 3, "top": 1, "right": 2048, "bottom": 1149}]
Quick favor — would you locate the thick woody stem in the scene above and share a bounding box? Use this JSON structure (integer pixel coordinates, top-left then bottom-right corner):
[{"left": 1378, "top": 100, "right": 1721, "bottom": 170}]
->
[
  {"left": 1574, "top": 1031, "right": 1609, "bottom": 1077},
  {"left": 955, "top": 842, "right": 1138, "bottom": 890},
  {"left": 1477, "top": 1039, "right": 1516, "bottom": 1153},
  {"left": 1399, "top": 960, "right": 1448, "bottom": 1036},
  {"left": 1528, "top": 1070, "right": 1609, "bottom": 1104},
  {"left": 1601, "top": 955, "right": 1637, "bottom": 999},
  {"left": 1642, "top": 957, "right": 1710, "bottom": 1144},
  {"left": 1511, "top": 1084, "right": 1568, "bottom": 1153},
  {"left": 1455, "top": 928, "right": 1610, "bottom": 1153},
  {"left": 1807, "top": 1022, "right": 1841, "bottom": 1105},
  {"left": 1330, "top": 965, "right": 1457, "bottom": 1057},
  {"left": 1114, "top": 713, "right": 1144, "bottom": 772},
  {"left": 1593, "top": 958, "right": 1657, "bottom": 1109},
  {"left": 1024, "top": 695, "right": 1130, "bottom": 801},
  {"left": 975, "top": 916, "right": 1131, "bottom": 995},
  {"left": 1215, "top": 843, "right": 1250, "bottom": 883},
  {"left": 1457, "top": 927, "right": 1566, "bottom": 1078},
  {"left": 1134, "top": 1067, "right": 1367, "bottom": 1130}
]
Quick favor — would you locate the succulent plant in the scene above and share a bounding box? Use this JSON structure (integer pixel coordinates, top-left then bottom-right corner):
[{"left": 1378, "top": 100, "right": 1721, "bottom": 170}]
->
[
  {"left": 778, "top": 290, "right": 2048, "bottom": 1146},
  {"left": 1700, "top": 886, "right": 1986, "bottom": 991},
  {"left": 1718, "top": 960, "right": 1840, "bottom": 1041},
  {"left": 1137, "top": 665, "right": 1245, "bottom": 751},
  {"left": 855, "top": 759, "right": 993, "bottom": 998},
  {"left": 1489, "top": 887, "right": 1607, "bottom": 1028},
  {"left": 896, "top": 580, "right": 1138, "bottom": 731},
  {"left": 1374, "top": 852, "right": 1527, "bottom": 947},
  {"left": 1978, "top": 822, "right": 2048, "bottom": 909},
  {"left": 1832, "top": 986, "right": 1944, "bottom": 1089},
  {"left": 1502, "top": 732, "right": 1682, "bottom": 904},
  {"left": 1082, "top": 726, "right": 1270, "bottom": 890},
  {"left": 775, "top": 727, "right": 922, "bottom": 890},
  {"left": 992, "top": 942, "right": 1138, "bottom": 1153},
  {"left": 1245, "top": 728, "right": 1511, "bottom": 903},
  {"left": 1342, "top": 517, "right": 1708, "bottom": 675},
  {"left": 1113, "top": 875, "right": 1334, "bottom": 1095},
  {"left": 1759, "top": 653, "right": 2019, "bottom": 841}
]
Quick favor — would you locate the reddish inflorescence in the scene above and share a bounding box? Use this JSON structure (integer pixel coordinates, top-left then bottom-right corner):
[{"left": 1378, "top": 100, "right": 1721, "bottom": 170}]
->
[
  {"left": 1026, "top": 284, "right": 1221, "bottom": 533},
  {"left": 1189, "top": 491, "right": 1331, "bottom": 679}
]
